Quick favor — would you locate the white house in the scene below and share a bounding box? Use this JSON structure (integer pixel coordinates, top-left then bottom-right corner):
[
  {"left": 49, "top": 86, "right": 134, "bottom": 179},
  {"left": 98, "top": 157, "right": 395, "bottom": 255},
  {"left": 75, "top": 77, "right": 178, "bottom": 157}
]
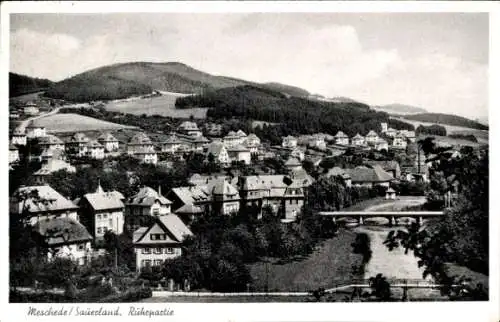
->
[
  {"left": 67, "top": 132, "right": 90, "bottom": 157},
  {"left": 86, "top": 140, "right": 105, "bottom": 159},
  {"left": 34, "top": 159, "right": 76, "bottom": 184},
  {"left": 227, "top": 145, "right": 251, "bottom": 165},
  {"left": 23, "top": 103, "right": 39, "bottom": 116},
  {"left": 127, "top": 133, "right": 157, "bottom": 164},
  {"left": 133, "top": 214, "right": 193, "bottom": 271},
  {"left": 26, "top": 122, "right": 47, "bottom": 139},
  {"left": 161, "top": 133, "right": 182, "bottom": 154},
  {"left": 78, "top": 183, "right": 125, "bottom": 244},
  {"left": 9, "top": 144, "right": 19, "bottom": 164},
  {"left": 206, "top": 142, "right": 230, "bottom": 165},
  {"left": 177, "top": 121, "right": 202, "bottom": 137},
  {"left": 97, "top": 132, "right": 120, "bottom": 152},
  {"left": 244, "top": 133, "right": 261, "bottom": 154},
  {"left": 334, "top": 131, "right": 349, "bottom": 145},
  {"left": 282, "top": 136, "right": 298, "bottom": 149},
  {"left": 125, "top": 186, "right": 173, "bottom": 232},
  {"left": 33, "top": 217, "right": 93, "bottom": 266},
  {"left": 309, "top": 135, "right": 326, "bottom": 150},
  {"left": 10, "top": 185, "right": 79, "bottom": 226},
  {"left": 11, "top": 127, "right": 27, "bottom": 146},
  {"left": 290, "top": 147, "right": 305, "bottom": 161},
  {"left": 385, "top": 128, "right": 398, "bottom": 138},
  {"left": 365, "top": 130, "right": 379, "bottom": 145},
  {"left": 374, "top": 138, "right": 389, "bottom": 151},
  {"left": 39, "top": 135, "right": 65, "bottom": 152},
  {"left": 392, "top": 133, "right": 408, "bottom": 149},
  {"left": 211, "top": 179, "right": 240, "bottom": 215},
  {"left": 351, "top": 133, "right": 365, "bottom": 146},
  {"left": 400, "top": 130, "right": 416, "bottom": 143}
]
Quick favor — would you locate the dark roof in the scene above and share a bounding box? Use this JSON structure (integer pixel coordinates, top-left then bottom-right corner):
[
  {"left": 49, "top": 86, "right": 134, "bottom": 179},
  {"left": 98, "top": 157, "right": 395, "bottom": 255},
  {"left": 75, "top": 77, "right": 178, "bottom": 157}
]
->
[
  {"left": 33, "top": 217, "right": 92, "bottom": 246},
  {"left": 347, "top": 165, "right": 394, "bottom": 183},
  {"left": 126, "top": 186, "right": 172, "bottom": 206}
]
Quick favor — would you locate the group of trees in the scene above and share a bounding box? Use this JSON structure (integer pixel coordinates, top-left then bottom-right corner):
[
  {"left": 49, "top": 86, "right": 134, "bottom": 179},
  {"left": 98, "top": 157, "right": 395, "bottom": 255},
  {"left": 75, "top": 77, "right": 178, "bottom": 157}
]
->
[{"left": 384, "top": 138, "right": 488, "bottom": 300}]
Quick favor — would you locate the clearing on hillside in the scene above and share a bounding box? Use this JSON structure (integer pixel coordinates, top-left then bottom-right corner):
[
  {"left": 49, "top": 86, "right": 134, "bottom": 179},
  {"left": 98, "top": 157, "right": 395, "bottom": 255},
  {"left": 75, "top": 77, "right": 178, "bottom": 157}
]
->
[
  {"left": 33, "top": 113, "right": 137, "bottom": 133},
  {"left": 104, "top": 93, "right": 208, "bottom": 119}
]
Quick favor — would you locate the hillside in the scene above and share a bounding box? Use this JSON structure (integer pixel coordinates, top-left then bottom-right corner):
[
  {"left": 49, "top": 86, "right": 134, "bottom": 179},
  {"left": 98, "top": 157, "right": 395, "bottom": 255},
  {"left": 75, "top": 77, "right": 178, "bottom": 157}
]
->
[
  {"left": 32, "top": 113, "right": 136, "bottom": 133},
  {"left": 373, "top": 103, "right": 427, "bottom": 115},
  {"left": 176, "top": 85, "right": 414, "bottom": 136},
  {"left": 402, "top": 113, "right": 488, "bottom": 131},
  {"left": 43, "top": 62, "right": 310, "bottom": 102},
  {"left": 9, "top": 72, "right": 53, "bottom": 97},
  {"left": 263, "top": 82, "right": 310, "bottom": 97}
]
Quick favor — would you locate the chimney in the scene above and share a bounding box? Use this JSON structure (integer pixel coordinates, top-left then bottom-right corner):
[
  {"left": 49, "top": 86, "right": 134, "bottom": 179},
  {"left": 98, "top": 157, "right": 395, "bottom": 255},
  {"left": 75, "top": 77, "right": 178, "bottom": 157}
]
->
[{"left": 158, "top": 185, "right": 162, "bottom": 195}]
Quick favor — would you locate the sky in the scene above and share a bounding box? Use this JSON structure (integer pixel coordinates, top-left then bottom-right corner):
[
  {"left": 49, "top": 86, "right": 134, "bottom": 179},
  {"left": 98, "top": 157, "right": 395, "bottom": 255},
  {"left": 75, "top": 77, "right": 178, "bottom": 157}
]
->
[{"left": 10, "top": 13, "right": 489, "bottom": 119}]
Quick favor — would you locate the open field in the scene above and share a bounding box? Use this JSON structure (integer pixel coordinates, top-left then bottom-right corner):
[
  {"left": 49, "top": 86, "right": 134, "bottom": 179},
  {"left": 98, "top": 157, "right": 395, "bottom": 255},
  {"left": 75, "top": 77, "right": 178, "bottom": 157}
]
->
[
  {"left": 418, "top": 134, "right": 486, "bottom": 148},
  {"left": 394, "top": 117, "right": 489, "bottom": 144},
  {"left": 9, "top": 91, "right": 44, "bottom": 103},
  {"left": 104, "top": 93, "right": 208, "bottom": 119},
  {"left": 33, "top": 113, "right": 137, "bottom": 133},
  {"left": 248, "top": 229, "right": 363, "bottom": 292}
]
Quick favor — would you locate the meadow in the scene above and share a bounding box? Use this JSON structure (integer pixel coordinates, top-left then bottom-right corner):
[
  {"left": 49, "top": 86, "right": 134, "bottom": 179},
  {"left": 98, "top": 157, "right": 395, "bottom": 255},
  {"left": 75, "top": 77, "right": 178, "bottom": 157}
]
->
[{"left": 34, "top": 113, "right": 136, "bottom": 133}]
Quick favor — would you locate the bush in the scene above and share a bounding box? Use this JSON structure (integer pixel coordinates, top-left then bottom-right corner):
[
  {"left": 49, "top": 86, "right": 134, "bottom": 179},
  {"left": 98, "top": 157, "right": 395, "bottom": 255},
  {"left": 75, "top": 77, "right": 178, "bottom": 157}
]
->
[{"left": 99, "top": 287, "right": 152, "bottom": 303}]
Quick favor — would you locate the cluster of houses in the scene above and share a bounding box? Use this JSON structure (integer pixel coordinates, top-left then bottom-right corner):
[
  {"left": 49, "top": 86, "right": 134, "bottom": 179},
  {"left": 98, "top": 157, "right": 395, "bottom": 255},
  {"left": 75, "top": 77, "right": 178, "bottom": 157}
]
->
[
  {"left": 9, "top": 121, "right": 263, "bottom": 170},
  {"left": 281, "top": 122, "right": 416, "bottom": 153}
]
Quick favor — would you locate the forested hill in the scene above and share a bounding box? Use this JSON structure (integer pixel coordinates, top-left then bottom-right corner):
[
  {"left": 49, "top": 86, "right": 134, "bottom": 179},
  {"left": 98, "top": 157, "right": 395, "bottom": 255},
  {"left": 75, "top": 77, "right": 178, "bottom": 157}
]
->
[
  {"left": 176, "top": 85, "right": 414, "bottom": 136},
  {"left": 43, "top": 62, "right": 310, "bottom": 102},
  {"left": 401, "top": 113, "right": 489, "bottom": 131},
  {"left": 9, "top": 72, "right": 53, "bottom": 97}
]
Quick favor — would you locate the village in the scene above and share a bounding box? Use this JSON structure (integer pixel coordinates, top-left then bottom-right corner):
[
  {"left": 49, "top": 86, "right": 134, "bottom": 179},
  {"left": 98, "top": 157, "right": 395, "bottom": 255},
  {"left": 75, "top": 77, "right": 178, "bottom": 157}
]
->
[{"left": 7, "top": 96, "right": 439, "bottom": 277}]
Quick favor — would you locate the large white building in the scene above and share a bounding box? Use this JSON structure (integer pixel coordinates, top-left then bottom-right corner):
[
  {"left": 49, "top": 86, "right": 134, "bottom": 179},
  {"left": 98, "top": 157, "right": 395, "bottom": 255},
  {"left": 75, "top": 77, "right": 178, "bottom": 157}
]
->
[{"left": 334, "top": 131, "right": 349, "bottom": 145}]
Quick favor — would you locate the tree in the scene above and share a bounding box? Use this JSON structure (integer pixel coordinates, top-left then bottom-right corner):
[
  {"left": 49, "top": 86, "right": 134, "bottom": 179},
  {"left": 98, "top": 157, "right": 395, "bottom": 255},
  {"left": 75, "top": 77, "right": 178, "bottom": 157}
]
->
[{"left": 368, "top": 274, "right": 392, "bottom": 301}]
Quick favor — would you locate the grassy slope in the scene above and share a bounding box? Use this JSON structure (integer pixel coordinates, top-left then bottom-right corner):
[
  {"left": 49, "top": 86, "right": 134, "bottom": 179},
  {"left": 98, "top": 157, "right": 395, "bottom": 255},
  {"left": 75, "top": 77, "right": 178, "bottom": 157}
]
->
[
  {"left": 33, "top": 113, "right": 136, "bottom": 133},
  {"left": 248, "top": 229, "right": 363, "bottom": 292},
  {"left": 401, "top": 113, "right": 488, "bottom": 131}
]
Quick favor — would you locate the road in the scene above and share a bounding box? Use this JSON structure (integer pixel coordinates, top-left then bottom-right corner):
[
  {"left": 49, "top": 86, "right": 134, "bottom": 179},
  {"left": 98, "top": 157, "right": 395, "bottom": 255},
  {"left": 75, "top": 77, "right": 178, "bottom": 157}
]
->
[{"left": 17, "top": 107, "right": 61, "bottom": 132}]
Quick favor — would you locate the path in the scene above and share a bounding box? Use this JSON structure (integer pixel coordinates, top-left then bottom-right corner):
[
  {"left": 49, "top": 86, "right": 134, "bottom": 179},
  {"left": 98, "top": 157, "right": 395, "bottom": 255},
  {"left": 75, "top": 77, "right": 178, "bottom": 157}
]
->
[{"left": 17, "top": 107, "right": 61, "bottom": 132}]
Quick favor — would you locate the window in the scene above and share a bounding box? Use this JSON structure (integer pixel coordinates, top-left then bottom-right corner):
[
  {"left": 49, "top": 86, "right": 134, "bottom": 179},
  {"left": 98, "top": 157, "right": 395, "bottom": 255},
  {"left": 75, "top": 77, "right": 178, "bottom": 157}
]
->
[
  {"left": 103, "top": 227, "right": 108, "bottom": 233},
  {"left": 152, "top": 208, "right": 159, "bottom": 216},
  {"left": 78, "top": 244, "right": 85, "bottom": 251},
  {"left": 97, "top": 214, "right": 102, "bottom": 220},
  {"left": 151, "top": 234, "right": 156, "bottom": 241},
  {"left": 144, "top": 260, "right": 152, "bottom": 267},
  {"left": 154, "top": 248, "right": 162, "bottom": 254},
  {"left": 154, "top": 260, "right": 163, "bottom": 266},
  {"left": 142, "top": 248, "right": 151, "bottom": 254},
  {"left": 103, "top": 214, "right": 108, "bottom": 219},
  {"left": 166, "top": 248, "right": 174, "bottom": 254},
  {"left": 109, "top": 218, "right": 113, "bottom": 226},
  {"left": 97, "top": 227, "right": 102, "bottom": 234}
]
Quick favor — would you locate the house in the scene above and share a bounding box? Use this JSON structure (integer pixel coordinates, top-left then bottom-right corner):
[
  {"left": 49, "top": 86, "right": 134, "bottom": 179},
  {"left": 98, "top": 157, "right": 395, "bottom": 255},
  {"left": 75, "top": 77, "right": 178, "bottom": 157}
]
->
[
  {"left": 10, "top": 185, "right": 79, "bottom": 226},
  {"left": 67, "top": 132, "right": 90, "bottom": 157},
  {"left": 206, "top": 142, "right": 230, "bottom": 165},
  {"left": 325, "top": 167, "right": 352, "bottom": 187},
  {"left": 211, "top": 179, "right": 240, "bottom": 215},
  {"left": 125, "top": 186, "right": 173, "bottom": 232},
  {"left": 385, "top": 128, "right": 398, "bottom": 138},
  {"left": 38, "top": 135, "right": 65, "bottom": 152},
  {"left": 173, "top": 203, "right": 204, "bottom": 224},
  {"left": 282, "top": 180, "right": 305, "bottom": 221},
  {"left": 11, "top": 127, "right": 27, "bottom": 146},
  {"left": 205, "top": 123, "right": 223, "bottom": 137},
  {"left": 351, "top": 133, "right": 365, "bottom": 146},
  {"left": 133, "top": 214, "right": 193, "bottom": 271},
  {"left": 97, "top": 132, "right": 120, "bottom": 152},
  {"left": 346, "top": 165, "right": 394, "bottom": 188},
  {"left": 365, "top": 130, "right": 379, "bottom": 145},
  {"left": 34, "top": 159, "right": 76, "bottom": 184},
  {"left": 86, "top": 140, "right": 105, "bottom": 159},
  {"left": 285, "top": 156, "right": 302, "bottom": 171},
  {"left": 186, "top": 135, "right": 210, "bottom": 153},
  {"left": 39, "top": 148, "right": 67, "bottom": 163},
  {"left": 167, "top": 186, "right": 212, "bottom": 214},
  {"left": 32, "top": 217, "right": 93, "bottom": 265},
  {"left": 290, "top": 147, "right": 305, "bottom": 161},
  {"left": 177, "top": 121, "right": 202, "bottom": 137},
  {"left": 26, "top": 121, "right": 46, "bottom": 139},
  {"left": 374, "top": 138, "right": 389, "bottom": 151},
  {"left": 9, "top": 144, "right": 19, "bottom": 164},
  {"left": 399, "top": 130, "right": 416, "bottom": 143},
  {"left": 227, "top": 145, "right": 251, "bottom": 165},
  {"left": 334, "top": 131, "right": 349, "bottom": 146},
  {"left": 127, "top": 132, "right": 155, "bottom": 155},
  {"left": 308, "top": 135, "right": 326, "bottom": 150},
  {"left": 365, "top": 160, "right": 401, "bottom": 179},
  {"left": 392, "top": 133, "right": 408, "bottom": 149},
  {"left": 161, "top": 133, "right": 182, "bottom": 154},
  {"left": 385, "top": 187, "right": 396, "bottom": 200},
  {"left": 380, "top": 122, "right": 388, "bottom": 133},
  {"left": 282, "top": 135, "right": 298, "bottom": 149},
  {"left": 77, "top": 182, "right": 125, "bottom": 244},
  {"left": 223, "top": 131, "right": 241, "bottom": 147},
  {"left": 244, "top": 134, "right": 261, "bottom": 154},
  {"left": 23, "top": 102, "right": 39, "bottom": 116}
]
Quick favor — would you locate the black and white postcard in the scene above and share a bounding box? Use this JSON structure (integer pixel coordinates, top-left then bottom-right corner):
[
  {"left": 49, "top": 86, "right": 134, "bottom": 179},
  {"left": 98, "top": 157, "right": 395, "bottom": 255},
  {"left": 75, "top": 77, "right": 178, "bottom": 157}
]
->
[{"left": 1, "top": 2, "right": 498, "bottom": 322}]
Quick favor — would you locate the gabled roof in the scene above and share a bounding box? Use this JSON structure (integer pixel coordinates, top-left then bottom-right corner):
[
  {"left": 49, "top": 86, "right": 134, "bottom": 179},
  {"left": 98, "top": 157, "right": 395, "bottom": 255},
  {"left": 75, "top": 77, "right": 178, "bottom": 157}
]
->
[
  {"left": 352, "top": 133, "right": 364, "bottom": 140},
  {"left": 365, "top": 160, "right": 400, "bottom": 172},
  {"left": 376, "top": 138, "right": 388, "bottom": 144},
  {"left": 285, "top": 156, "right": 302, "bottom": 167},
  {"left": 34, "top": 159, "right": 75, "bottom": 176},
  {"left": 174, "top": 203, "right": 203, "bottom": 215},
  {"left": 169, "top": 186, "right": 212, "bottom": 207},
  {"left": 86, "top": 140, "right": 103, "bottom": 149},
  {"left": 134, "top": 214, "right": 193, "bottom": 244},
  {"left": 39, "top": 135, "right": 64, "bottom": 145},
  {"left": 366, "top": 130, "right": 379, "bottom": 137},
  {"left": 246, "top": 133, "right": 260, "bottom": 141},
  {"left": 326, "top": 166, "right": 351, "bottom": 179},
  {"left": 334, "top": 131, "right": 348, "bottom": 138},
  {"left": 129, "top": 132, "right": 152, "bottom": 145},
  {"left": 236, "top": 130, "right": 247, "bottom": 137},
  {"left": 386, "top": 187, "right": 396, "bottom": 193},
  {"left": 347, "top": 165, "right": 393, "bottom": 183},
  {"left": 33, "top": 217, "right": 92, "bottom": 246},
  {"left": 283, "top": 135, "right": 297, "bottom": 141},
  {"left": 133, "top": 146, "right": 157, "bottom": 154},
  {"left": 11, "top": 185, "right": 78, "bottom": 215},
  {"left": 126, "top": 186, "right": 172, "bottom": 206},
  {"left": 13, "top": 127, "right": 25, "bottom": 135},
  {"left": 98, "top": 132, "right": 118, "bottom": 142},
  {"left": 212, "top": 179, "right": 239, "bottom": 197},
  {"left": 9, "top": 144, "right": 18, "bottom": 151},
  {"left": 83, "top": 184, "right": 125, "bottom": 211},
  {"left": 70, "top": 132, "right": 89, "bottom": 143},
  {"left": 178, "top": 121, "right": 199, "bottom": 131}
]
